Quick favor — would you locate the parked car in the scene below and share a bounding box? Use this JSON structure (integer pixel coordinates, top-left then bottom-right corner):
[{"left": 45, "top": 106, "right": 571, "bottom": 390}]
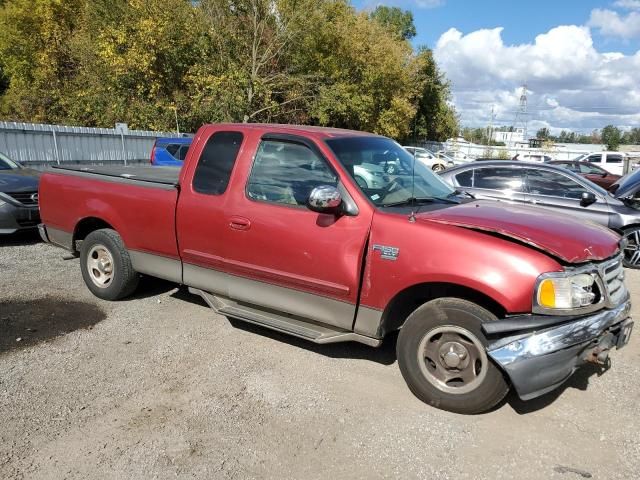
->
[
  {"left": 435, "top": 151, "right": 464, "bottom": 166},
  {"left": 150, "top": 137, "right": 192, "bottom": 166},
  {"left": 520, "top": 153, "right": 553, "bottom": 162},
  {"left": 0, "top": 152, "right": 40, "bottom": 234},
  {"left": 549, "top": 160, "right": 621, "bottom": 190},
  {"left": 402, "top": 146, "right": 449, "bottom": 172},
  {"left": 439, "top": 149, "right": 474, "bottom": 163},
  {"left": 572, "top": 151, "right": 628, "bottom": 175},
  {"left": 39, "top": 124, "right": 632, "bottom": 414},
  {"left": 439, "top": 160, "right": 640, "bottom": 268}
]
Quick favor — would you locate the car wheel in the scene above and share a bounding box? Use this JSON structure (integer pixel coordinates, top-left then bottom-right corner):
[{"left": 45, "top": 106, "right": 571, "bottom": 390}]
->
[
  {"left": 355, "top": 175, "right": 368, "bottom": 189},
  {"left": 432, "top": 163, "right": 446, "bottom": 173},
  {"left": 80, "top": 228, "right": 139, "bottom": 300},
  {"left": 397, "top": 298, "right": 509, "bottom": 414},
  {"left": 622, "top": 226, "right": 640, "bottom": 268}
]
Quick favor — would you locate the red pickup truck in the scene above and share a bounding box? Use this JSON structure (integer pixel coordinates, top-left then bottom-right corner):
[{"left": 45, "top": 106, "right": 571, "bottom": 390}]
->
[{"left": 39, "top": 123, "right": 633, "bottom": 413}]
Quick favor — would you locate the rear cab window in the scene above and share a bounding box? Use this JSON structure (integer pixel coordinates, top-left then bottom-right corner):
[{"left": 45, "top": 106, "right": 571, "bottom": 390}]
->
[{"left": 192, "top": 131, "right": 244, "bottom": 195}]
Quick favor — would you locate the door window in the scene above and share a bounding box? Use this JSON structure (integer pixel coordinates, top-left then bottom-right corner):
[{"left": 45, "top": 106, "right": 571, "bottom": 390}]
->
[
  {"left": 525, "top": 169, "right": 590, "bottom": 199},
  {"left": 472, "top": 167, "right": 524, "bottom": 191},
  {"left": 176, "top": 144, "right": 189, "bottom": 161},
  {"left": 455, "top": 169, "right": 473, "bottom": 187},
  {"left": 246, "top": 140, "right": 337, "bottom": 206},
  {"left": 555, "top": 162, "right": 579, "bottom": 172},
  {"left": 587, "top": 154, "right": 602, "bottom": 163},
  {"left": 165, "top": 144, "right": 180, "bottom": 157},
  {"left": 578, "top": 163, "right": 606, "bottom": 174},
  {"left": 192, "top": 131, "right": 244, "bottom": 195}
]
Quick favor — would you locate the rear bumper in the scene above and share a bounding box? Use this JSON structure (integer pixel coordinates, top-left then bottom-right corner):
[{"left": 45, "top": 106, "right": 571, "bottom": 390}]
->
[
  {"left": 488, "top": 299, "right": 632, "bottom": 400},
  {"left": 0, "top": 200, "right": 40, "bottom": 234}
]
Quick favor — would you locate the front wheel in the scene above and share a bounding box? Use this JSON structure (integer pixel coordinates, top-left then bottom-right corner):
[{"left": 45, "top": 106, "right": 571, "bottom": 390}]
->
[
  {"left": 622, "top": 226, "right": 640, "bottom": 268},
  {"left": 396, "top": 298, "right": 509, "bottom": 414},
  {"left": 431, "top": 163, "right": 446, "bottom": 173},
  {"left": 80, "top": 228, "right": 139, "bottom": 300}
]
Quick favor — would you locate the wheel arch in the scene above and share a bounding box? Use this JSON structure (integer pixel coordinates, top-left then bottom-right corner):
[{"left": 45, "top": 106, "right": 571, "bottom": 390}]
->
[
  {"left": 73, "top": 217, "right": 116, "bottom": 253},
  {"left": 378, "top": 282, "right": 507, "bottom": 337}
]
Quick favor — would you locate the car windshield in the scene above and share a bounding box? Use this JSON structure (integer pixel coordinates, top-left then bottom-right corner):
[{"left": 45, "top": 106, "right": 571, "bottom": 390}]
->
[
  {"left": 325, "top": 136, "right": 455, "bottom": 207},
  {"left": 0, "top": 152, "right": 21, "bottom": 170}
]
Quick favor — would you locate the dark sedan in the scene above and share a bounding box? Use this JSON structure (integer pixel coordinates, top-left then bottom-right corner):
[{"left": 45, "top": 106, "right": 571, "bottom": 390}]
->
[
  {"left": 439, "top": 160, "right": 640, "bottom": 268},
  {"left": 0, "top": 153, "right": 40, "bottom": 234},
  {"left": 548, "top": 160, "right": 621, "bottom": 190}
]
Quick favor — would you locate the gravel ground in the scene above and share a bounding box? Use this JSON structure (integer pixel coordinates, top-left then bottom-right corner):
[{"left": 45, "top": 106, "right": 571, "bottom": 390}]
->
[{"left": 1, "top": 233, "right": 639, "bottom": 479}]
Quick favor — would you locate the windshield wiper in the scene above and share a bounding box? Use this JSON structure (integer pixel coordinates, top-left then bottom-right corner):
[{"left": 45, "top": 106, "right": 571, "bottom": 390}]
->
[
  {"left": 448, "top": 189, "right": 475, "bottom": 199},
  {"left": 380, "top": 196, "right": 458, "bottom": 207}
]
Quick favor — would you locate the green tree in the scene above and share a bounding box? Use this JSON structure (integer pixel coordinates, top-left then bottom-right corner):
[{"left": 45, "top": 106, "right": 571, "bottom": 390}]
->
[
  {"left": 369, "top": 6, "right": 416, "bottom": 40},
  {"left": 602, "top": 125, "right": 621, "bottom": 150},
  {"left": 0, "top": 0, "right": 84, "bottom": 122},
  {"left": 410, "top": 48, "right": 458, "bottom": 142},
  {"left": 0, "top": 0, "right": 460, "bottom": 139},
  {"left": 536, "top": 127, "right": 550, "bottom": 140}
]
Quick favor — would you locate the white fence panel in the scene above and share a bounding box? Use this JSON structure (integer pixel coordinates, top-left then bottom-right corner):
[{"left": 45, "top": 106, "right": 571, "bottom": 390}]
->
[{"left": 0, "top": 121, "right": 185, "bottom": 166}]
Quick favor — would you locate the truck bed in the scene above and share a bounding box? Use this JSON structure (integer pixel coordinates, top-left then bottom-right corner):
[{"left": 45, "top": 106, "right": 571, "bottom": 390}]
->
[{"left": 51, "top": 165, "right": 180, "bottom": 186}]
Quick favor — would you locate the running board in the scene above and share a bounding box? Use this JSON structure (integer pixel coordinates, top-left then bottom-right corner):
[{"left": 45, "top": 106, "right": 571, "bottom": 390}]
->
[{"left": 188, "top": 288, "right": 381, "bottom": 347}]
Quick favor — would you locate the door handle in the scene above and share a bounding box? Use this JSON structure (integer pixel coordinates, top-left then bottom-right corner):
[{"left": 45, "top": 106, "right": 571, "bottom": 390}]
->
[{"left": 229, "top": 216, "right": 251, "bottom": 230}]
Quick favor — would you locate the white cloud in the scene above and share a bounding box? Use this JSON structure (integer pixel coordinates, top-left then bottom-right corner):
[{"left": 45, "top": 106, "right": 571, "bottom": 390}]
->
[
  {"left": 434, "top": 26, "right": 640, "bottom": 132},
  {"left": 613, "top": 0, "right": 640, "bottom": 10},
  {"left": 413, "top": 0, "right": 444, "bottom": 8},
  {"left": 588, "top": 8, "right": 640, "bottom": 38}
]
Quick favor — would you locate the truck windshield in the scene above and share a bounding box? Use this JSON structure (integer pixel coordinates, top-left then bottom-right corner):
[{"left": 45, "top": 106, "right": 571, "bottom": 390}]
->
[{"left": 325, "top": 136, "right": 455, "bottom": 207}]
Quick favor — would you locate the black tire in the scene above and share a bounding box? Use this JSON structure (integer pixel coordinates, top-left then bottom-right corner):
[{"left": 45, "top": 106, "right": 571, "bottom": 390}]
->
[
  {"left": 432, "top": 163, "right": 445, "bottom": 173},
  {"left": 396, "top": 298, "right": 509, "bottom": 414},
  {"left": 79, "top": 228, "right": 139, "bottom": 300},
  {"left": 621, "top": 226, "right": 640, "bottom": 268}
]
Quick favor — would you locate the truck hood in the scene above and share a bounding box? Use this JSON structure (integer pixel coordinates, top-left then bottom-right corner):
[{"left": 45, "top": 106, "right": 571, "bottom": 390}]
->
[{"left": 417, "top": 200, "right": 620, "bottom": 264}]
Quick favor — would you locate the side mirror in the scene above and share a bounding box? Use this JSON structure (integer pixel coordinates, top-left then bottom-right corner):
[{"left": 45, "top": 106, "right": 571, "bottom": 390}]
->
[
  {"left": 581, "top": 191, "right": 597, "bottom": 206},
  {"left": 601, "top": 172, "right": 608, "bottom": 177},
  {"left": 307, "top": 185, "right": 342, "bottom": 214}
]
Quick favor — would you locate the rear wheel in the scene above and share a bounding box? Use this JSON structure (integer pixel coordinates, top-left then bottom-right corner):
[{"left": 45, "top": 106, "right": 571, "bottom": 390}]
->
[
  {"left": 397, "top": 298, "right": 509, "bottom": 414},
  {"left": 80, "top": 228, "right": 139, "bottom": 300},
  {"left": 622, "top": 226, "right": 640, "bottom": 268}
]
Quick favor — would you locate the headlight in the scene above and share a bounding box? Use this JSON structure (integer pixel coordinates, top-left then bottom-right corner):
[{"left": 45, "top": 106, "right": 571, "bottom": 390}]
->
[{"left": 534, "top": 273, "right": 597, "bottom": 313}]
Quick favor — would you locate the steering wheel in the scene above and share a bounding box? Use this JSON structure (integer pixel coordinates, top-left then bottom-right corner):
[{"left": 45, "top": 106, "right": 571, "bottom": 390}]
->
[{"left": 380, "top": 177, "right": 407, "bottom": 201}]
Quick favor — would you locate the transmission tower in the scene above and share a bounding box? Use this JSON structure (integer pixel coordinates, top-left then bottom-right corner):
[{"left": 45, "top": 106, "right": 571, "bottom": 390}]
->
[
  {"left": 508, "top": 83, "right": 528, "bottom": 145},
  {"left": 519, "top": 83, "right": 528, "bottom": 139}
]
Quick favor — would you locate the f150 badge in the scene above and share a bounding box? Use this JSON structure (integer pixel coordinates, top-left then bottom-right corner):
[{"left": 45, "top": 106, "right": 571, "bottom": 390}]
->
[{"left": 373, "top": 244, "right": 399, "bottom": 261}]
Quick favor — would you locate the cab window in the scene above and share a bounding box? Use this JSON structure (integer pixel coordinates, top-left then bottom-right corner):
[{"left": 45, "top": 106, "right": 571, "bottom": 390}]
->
[
  {"left": 192, "top": 131, "right": 244, "bottom": 195},
  {"left": 246, "top": 140, "right": 337, "bottom": 206}
]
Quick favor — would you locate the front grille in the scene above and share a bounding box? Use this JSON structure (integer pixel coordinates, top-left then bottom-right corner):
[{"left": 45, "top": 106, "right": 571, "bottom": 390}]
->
[
  {"left": 600, "top": 255, "right": 626, "bottom": 305},
  {"left": 6, "top": 191, "right": 38, "bottom": 206}
]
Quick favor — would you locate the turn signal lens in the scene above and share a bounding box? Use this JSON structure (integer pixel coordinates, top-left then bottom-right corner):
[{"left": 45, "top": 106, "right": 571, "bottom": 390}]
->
[{"left": 538, "top": 279, "right": 556, "bottom": 308}]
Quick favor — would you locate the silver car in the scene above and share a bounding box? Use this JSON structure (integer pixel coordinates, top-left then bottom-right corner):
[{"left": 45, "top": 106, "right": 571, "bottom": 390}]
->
[{"left": 439, "top": 161, "right": 640, "bottom": 268}]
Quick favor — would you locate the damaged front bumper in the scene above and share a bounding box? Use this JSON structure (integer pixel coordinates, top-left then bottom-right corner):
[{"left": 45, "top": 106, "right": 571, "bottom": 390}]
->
[{"left": 487, "top": 298, "right": 633, "bottom": 400}]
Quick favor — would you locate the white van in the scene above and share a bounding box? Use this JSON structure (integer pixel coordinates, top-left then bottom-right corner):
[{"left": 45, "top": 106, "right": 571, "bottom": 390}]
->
[{"left": 575, "top": 151, "right": 627, "bottom": 175}]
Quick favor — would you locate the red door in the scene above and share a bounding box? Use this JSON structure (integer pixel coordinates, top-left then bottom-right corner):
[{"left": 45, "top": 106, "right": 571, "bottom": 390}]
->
[{"left": 221, "top": 134, "right": 372, "bottom": 330}]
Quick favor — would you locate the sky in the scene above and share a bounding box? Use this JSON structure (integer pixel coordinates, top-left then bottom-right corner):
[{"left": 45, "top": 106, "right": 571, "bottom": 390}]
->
[{"left": 354, "top": 0, "right": 640, "bottom": 134}]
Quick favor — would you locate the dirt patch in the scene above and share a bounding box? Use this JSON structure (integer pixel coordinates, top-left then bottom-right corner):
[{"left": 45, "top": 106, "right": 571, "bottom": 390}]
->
[{"left": 0, "top": 297, "right": 106, "bottom": 354}]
